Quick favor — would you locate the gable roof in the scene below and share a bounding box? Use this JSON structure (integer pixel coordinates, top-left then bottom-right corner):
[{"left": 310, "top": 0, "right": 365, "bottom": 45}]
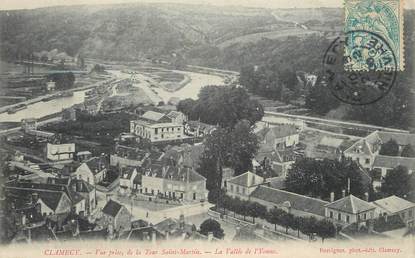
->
[
  {"left": 373, "top": 155, "right": 415, "bottom": 170},
  {"left": 372, "top": 195, "right": 415, "bottom": 214},
  {"left": 325, "top": 195, "right": 376, "bottom": 214},
  {"left": 85, "top": 156, "right": 108, "bottom": 175},
  {"left": 250, "top": 185, "right": 328, "bottom": 217},
  {"left": 102, "top": 199, "right": 123, "bottom": 218},
  {"left": 144, "top": 165, "right": 205, "bottom": 183},
  {"left": 227, "top": 171, "right": 264, "bottom": 187},
  {"left": 166, "top": 111, "right": 184, "bottom": 119}
]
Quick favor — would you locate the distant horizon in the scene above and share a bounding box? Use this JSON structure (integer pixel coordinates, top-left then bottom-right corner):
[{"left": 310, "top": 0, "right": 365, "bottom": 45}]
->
[{"left": 0, "top": 0, "right": 357, "bottom": 11}]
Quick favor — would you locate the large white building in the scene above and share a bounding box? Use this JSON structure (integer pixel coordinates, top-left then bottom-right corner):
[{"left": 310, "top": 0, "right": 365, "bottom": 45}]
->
[
  {"left": 130, "top": 111, "right": 185, "bottom": 142},
  {"left": 45, "top": 143, "right": 75, "bottom": 161}
]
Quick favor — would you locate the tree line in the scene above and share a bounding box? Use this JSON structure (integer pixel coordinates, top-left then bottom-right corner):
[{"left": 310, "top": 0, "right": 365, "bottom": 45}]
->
[{"left": 216, "top": 194, "right": 336, "bottom": 242}]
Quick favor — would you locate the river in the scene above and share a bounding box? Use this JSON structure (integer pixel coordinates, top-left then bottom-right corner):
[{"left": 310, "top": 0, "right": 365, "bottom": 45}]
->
[{"left": 0, "top": 69, "right": 226, "bottom": 123}]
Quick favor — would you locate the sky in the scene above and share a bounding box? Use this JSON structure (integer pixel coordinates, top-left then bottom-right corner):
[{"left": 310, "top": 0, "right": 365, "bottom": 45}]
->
[
  {"left": 2, "top": 0, "right": 414, "bottom": 11},
  {"left": 0, "top": 0, "right": 344, "bottom": 10}
]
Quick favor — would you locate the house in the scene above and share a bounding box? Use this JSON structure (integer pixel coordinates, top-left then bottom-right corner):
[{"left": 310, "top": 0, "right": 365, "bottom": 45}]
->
[
  {"left": 249, "top": 185, "right": 329, "bottom": 218},
  {"left": 140, "top": 164, "right": 208, "bottom": 202},
  {"left": 153, "top": 215, "right": 195, "bottom": 240},
  {"left": 221, "top": 167, "right": 235, "bottom": 189},
  {"left": 120, "top": 226, "right": 165, "bottom": 242},
  {"left": 371, "top": 156, "right": 415, "bottom": 180},
  {"left": 4, "top": 180, "right": 84, "bottom": 216},
  {"left": 184, "top": 121, "right": 217, "bottom": 137},
  {"left": 119, "top": 167, "right": 138, "bottom": 194},
  {"left": 256, "top": 124, "right": 299, "bottom": 150},
  {"left": 372, "top": 195, "right": 415, "bottom": 227},
  {"left": 76, "top": 151, "right": 92, "bottom": 162},
  {"left": 344, "top": 131, "right": 415, "bottom": 170},
  {"left": 110, "top": 148, "right": 149, "bottom": 168},
  {"left": 21, "top": 118, "right": 37, "bottom": 132},
  {"left": 324, "top": 194, "right": 376, "bottom": 225},
  {"left": 102, "top": 199, "right": 131, "bottom": 233},
  {"left": 253, "top": 147, "right": 296, "bottom": 177},
  {"left": 73, "top": 156, "right": 108, "bottom": 186},
  {"left": 130, "top": 111, "right": 184, "bottom": 142},
  {"left": 225, "top": 171, "right": 264, "bottom": 200},
  {"left": 47, "top": 177, "right": 96, "bottom": 215},
  {"left": 313, "top": 136, "right": 345, "bottom": 160},
  {"left": 26, "top": 129, "right": 55, "bottom": 140},
  {"left": 166, "top": 111, "right": 187, "bottom": 124},
  {"left": 62, "top": 107, "right": 77, "bottom": 121},
  {"left": 45, "top": 143, "right": 75, "bottom": 161}
]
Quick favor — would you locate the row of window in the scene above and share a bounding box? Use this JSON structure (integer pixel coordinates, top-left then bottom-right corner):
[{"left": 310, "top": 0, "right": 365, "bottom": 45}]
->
[
  {"left": 228, "top": 184, "right": 246, "bottom": 195},
  {"left": 329, "top": 210, "right": 372, "bottom": 223},
  {"left": 154, "top": 127, "right": 181, "bottom": 134},
  {"left": 143, "top": 188, "right": 197, "bottom": 200}
]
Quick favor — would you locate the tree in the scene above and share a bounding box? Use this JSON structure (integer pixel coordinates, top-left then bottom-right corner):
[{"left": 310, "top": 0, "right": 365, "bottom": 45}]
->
[
  {"left": 379, "top": 139, "right": 400, "bottom": 156},
  {"left": 177, "top": 98, "right": 197, "bottom": 118},
  {"left": 266, "top": 208, "right": 284, "bottom": 231},
  {"left": 299, "top": 216, "right": 318, "bottom": 240},
  {"left": 305, "top": 80, "right": 340, "bottom": 115},
  {"left": 401, "top": 144, "right": 415, "bottom": 158},
  {"left": 280, "top": 212, "right": 294, "bottom": 234},
  {"left": 284, "top": 158, "right": 368, "bottom": 199},
  {"left": 246, "top": 202, "right": 267, "bottom": 223},
  {"left": 229, "top": 120, "right": 259, "bottom": 175},
  {"left": 315, "top": 219, "right": 336, "bottom": 242},
  {"left": 199, "top": 219, "right": 224, "bottom": 239},
  {"left": 381, "top": 166, "right": 411, "bottom": 198},
  {"left": 185, "top": 85, "right": 264, "bottom": 128},
  {"left": 47, "top": 72, "right": 75, "bottom": 90}
]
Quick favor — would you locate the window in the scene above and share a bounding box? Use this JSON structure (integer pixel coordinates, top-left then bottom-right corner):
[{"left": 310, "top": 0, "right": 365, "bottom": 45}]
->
[
  {"left": 346, "top": 215, "right": 350, "bottom": 223},
  {"left": 151, "top": 189, "right": 154, "bottom": 195},
  {"left": 363, "top": 213, "right": 367, "bottom": 220},
  {"left": 193, "top": 193, "right": 196, "bottom": 200},
  {"left": 338, "top": 213, "right": 341, "bottom": 221},
  {"left": 402, "top": 212, "right": 405, "bottom": 219},
  {"left": 236, "top": 186, "right": 240, "bottom": 193},
  {"left": 242, "top": 188, "right": 246, "bottom": 195},
  {"left": 409, "top": 210, "right": 413, "bottom": 218},
  {"left": 329, "top": 211, "right": 333, "bottom": 218},
  {"left": 230, "top": 185, "right": 234, "bottom": 192},
  {"left": 365, "top": 158, "right": 370, "bottom": 164},
  {"left": 155, "top": 128, "right": 158, "bottom": 134},
  {"left": 145, "top": 188, "right": 148, "bottom": 193}
]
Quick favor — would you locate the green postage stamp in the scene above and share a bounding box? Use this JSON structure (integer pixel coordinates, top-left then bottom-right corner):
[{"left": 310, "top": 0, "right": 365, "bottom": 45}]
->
[{"left": 344, "top": 0, "right": 404, "bottom": 71}]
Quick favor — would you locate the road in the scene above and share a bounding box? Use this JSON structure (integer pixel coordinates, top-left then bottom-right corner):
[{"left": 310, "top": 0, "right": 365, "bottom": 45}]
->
[{"left": 264, "top": 111, "right": 409, "bottom": 133}]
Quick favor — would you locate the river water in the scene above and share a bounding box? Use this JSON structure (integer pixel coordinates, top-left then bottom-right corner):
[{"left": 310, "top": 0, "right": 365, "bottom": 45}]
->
[{"left": 0, "top": 69, "right": 226, "bottom": 123}]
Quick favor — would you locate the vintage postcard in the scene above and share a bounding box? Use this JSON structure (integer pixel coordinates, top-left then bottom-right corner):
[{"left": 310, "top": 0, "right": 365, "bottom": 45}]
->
[{"left": 0, "top": 0, "right": 414, "bottom": 258}]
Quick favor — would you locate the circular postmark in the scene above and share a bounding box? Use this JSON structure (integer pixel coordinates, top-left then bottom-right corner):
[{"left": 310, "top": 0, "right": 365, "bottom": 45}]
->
[{"left": 322, "top": 30, "right": 397, "bottom": 105}]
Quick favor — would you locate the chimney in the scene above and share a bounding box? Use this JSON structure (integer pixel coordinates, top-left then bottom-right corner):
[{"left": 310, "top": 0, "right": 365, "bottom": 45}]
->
[
  {"left": 364, "top": 192, "right": 369, "bottom": 202},
  {"left": 207, "top": 232, "right": 213, "bottom": 242},
  {"left": 342, "top": 189, "right": 346, "bottom": 198},
  {"left": 330, "top": 192, "right": 335, "bottom": 202},
  {"left": 151, "top": 230, "right": 157, "bottom": 244}
]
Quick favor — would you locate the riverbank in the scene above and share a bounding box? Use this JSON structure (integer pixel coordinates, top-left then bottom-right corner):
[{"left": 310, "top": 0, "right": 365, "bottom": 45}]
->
[{"left": 0, "top": 77, "right": 116, "bottom": 115}]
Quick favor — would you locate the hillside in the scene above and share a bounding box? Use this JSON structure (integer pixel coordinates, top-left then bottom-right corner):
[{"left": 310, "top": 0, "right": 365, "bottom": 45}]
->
[{"left": 0, "top": 3, "right": 343, "bottom": 66}]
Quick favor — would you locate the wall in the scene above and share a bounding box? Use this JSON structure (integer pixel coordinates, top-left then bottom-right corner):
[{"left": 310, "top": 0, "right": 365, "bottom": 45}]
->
[{"left": 110, "top": 154, "right": 143, "bottom": 167}]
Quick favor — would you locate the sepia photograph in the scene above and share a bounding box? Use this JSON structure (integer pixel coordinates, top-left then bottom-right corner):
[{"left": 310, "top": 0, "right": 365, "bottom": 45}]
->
[{"left": 0, "top": 0, "right": 414, "bottom": 257}]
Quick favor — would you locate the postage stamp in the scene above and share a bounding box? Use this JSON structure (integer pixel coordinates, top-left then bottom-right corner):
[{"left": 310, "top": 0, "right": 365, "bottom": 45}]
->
[{"left": 344, "top": 0, "right": 404, "bottom": 71}]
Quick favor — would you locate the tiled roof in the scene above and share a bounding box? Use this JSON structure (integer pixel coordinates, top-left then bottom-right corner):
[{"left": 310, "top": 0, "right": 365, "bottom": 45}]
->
[
  {"left": 372, "top": 195, "right": 415, "bottom": 214},
  {"left": 325, "top": 195, "right": 376, "bottom": 214},
  {"left": 257, "top": 125, "right": 298, "bottom": 143},
  {"left": 145, "top": 164, "right": 205, "bottom": 182},
  {"left": 123, "top": 226, "right": 165, "bottom": 241},
  {"left": 250, "top": 185, "right": 329, "bottom": 217},
  {"left": 133, "top": 174, "right": 142, "bottom": 184},
  {"left": 227, "top": 171, "right": 264, "bottom": 187},
  {"left": 154, "top": 218, "right": 193, "bottom": 236},
  {"left": 85, "top": 156, "right": 109, "bottom": 175},
  {"left": 102, "top": 199, "right": 123, "bottom": 218},
  {"left": 373, "top": 155, "right": 415, "bottom": 169}
]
